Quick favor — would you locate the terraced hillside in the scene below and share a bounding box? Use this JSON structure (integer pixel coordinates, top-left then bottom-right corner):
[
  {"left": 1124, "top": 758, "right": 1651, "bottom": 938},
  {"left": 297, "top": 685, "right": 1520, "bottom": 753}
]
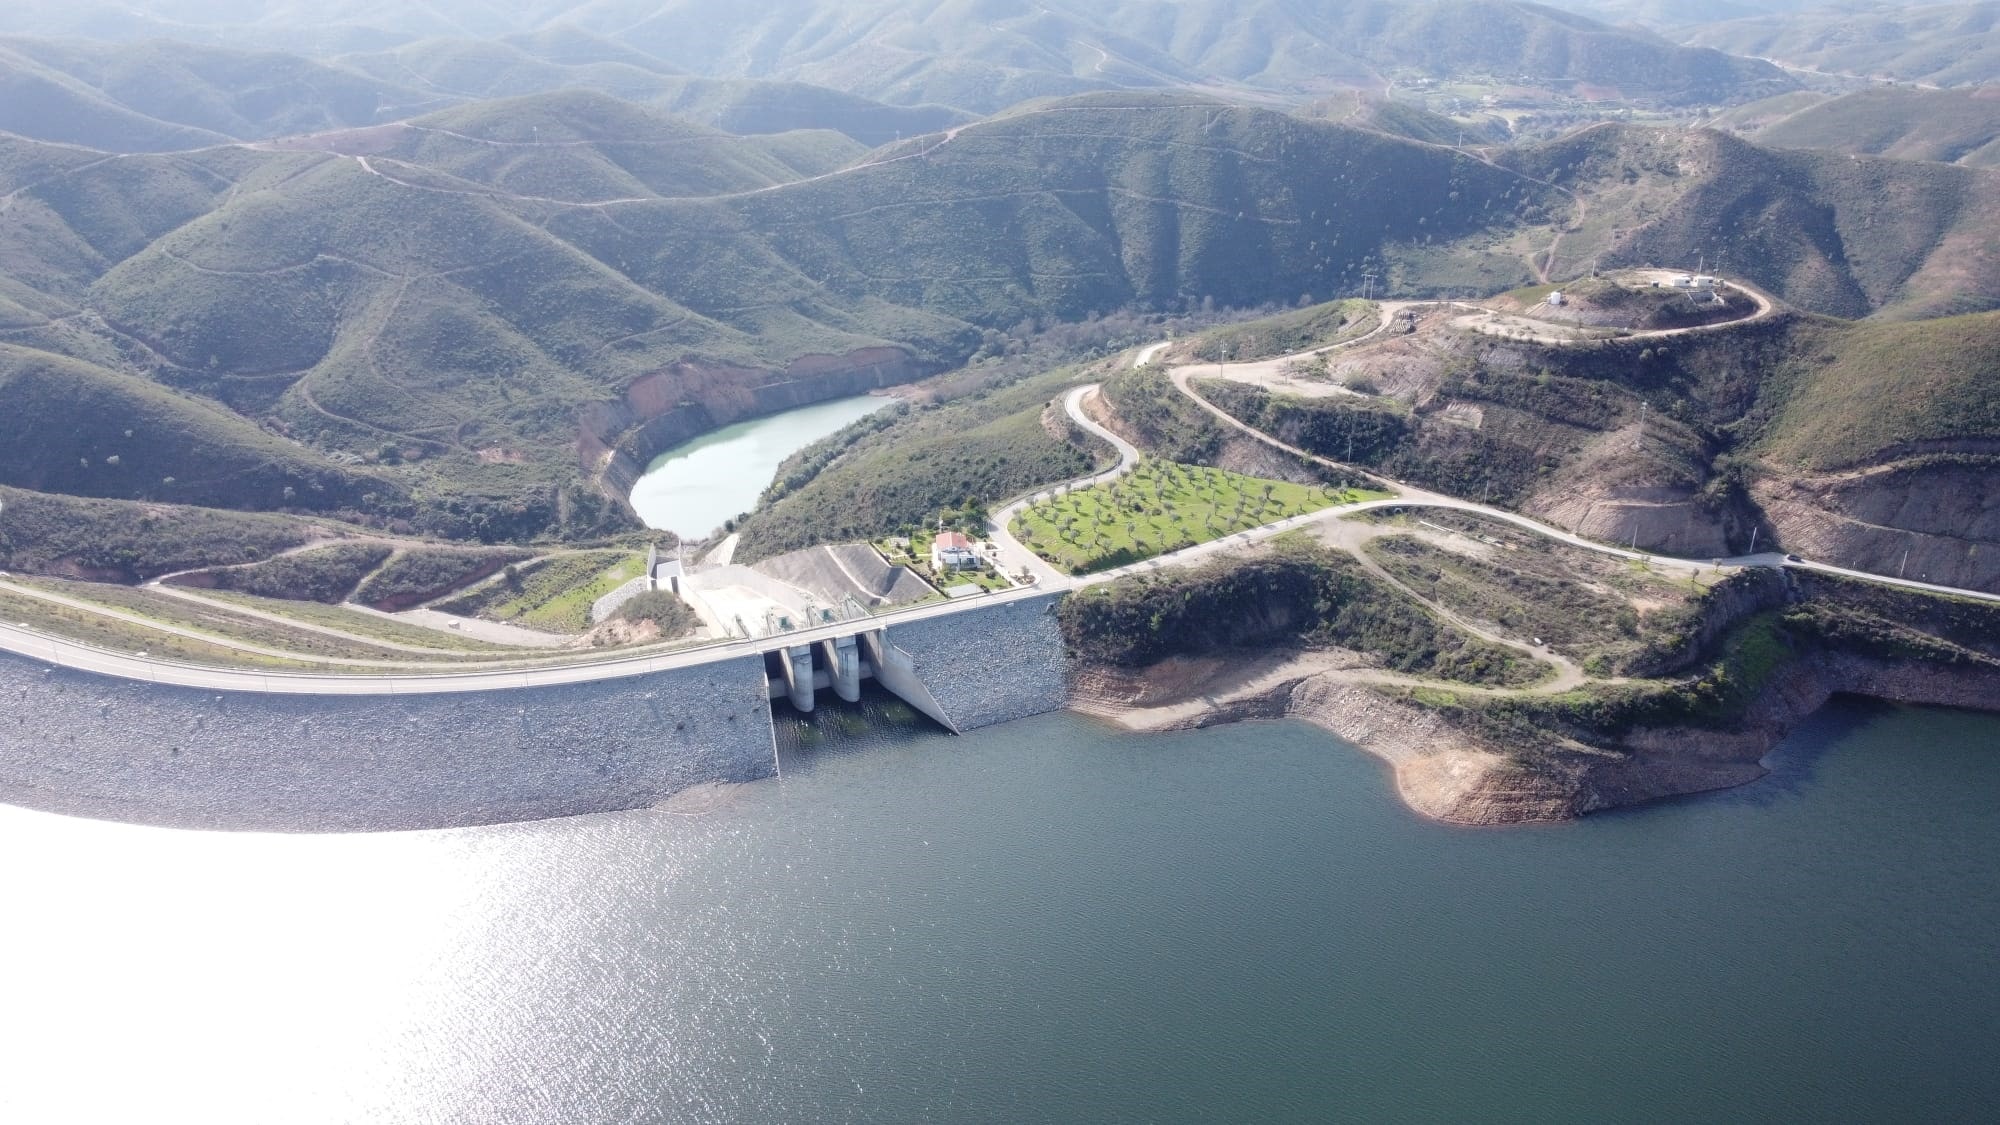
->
[{"left": 1140, "top": 291, "right": 2000, "bottom": 593}]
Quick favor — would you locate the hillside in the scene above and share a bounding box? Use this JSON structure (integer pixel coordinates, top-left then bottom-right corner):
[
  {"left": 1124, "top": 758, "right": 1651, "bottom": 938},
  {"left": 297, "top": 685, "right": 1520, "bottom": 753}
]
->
[
  {"left": 0, "top": 36, "right": 433, "bottom": 152},
  {"left": 337, "top": 35, "right": 970, "bottom": 146},
  {"left": 0, "top": 29, "right": 967, "bottom": 153},
  {"left": 0, "top": 0, "right": 1801, "bottom": 115},
  {"left": 1727, "top": 85, "right": 2000, "bottom": 167},
  {"left": 594, "top": 0, "right": 1795, "bottom": 112},
  {"left": 1753, "top": 310, "right": 2000, "bottom": 470},
  {"left": 1495, "top": 123, "right": 2000, "bottom": 320},
  {"left": 4, "top": 87, "right": 1999, "bottom": 547},
  {"left": 1151, "top": 288, "right": 2000, "bottom": 592},
  {"left": 1296, "top": 91, "right": 1509, "bottom": 146},
  {"left": 1683, "top": 2, "right": 2000, "bottom": 87},
  {"left": 0, "top": 343, "right": 388, "bottom": 512},
  {"left": 350, "top": 92, "right": 868, "bottom": 202}
]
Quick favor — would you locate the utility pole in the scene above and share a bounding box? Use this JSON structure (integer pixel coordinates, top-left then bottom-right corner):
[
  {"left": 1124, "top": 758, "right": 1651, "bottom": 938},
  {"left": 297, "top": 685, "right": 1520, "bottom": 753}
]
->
[
  {"left": 1748, "top": 526, "right": 1759, "bottom": 555},
  {"left": 1900, "top": 546, "right": 1911, "bottom": 578}
]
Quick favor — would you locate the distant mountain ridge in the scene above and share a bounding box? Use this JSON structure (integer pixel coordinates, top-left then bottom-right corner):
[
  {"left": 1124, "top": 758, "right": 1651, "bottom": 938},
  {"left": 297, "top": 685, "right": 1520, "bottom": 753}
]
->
[
  {"left": 3, "top": 89, "right": 1997, "bottom": 541},
  {"left": 0, "top": 0, "right": 1798, "bottom": 115},
  {"left": 1683, "top": 2, "right": 2000, "bottom": 87},
  {"left": 1717, "top": 85, "right": 2000, "bottom": 167},
  {"left": 0, "top": 30, "right": 966, "bottom": 152}
]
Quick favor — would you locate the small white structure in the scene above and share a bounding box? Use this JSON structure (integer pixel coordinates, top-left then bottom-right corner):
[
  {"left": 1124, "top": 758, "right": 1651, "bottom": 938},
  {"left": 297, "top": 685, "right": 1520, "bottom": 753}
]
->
[
  {"left": 1669, "top": 274, "right": 1694, "bottom": 288},
  {"left": 931, "top": 531, "right": 980, "bottom": 572},
  {"left": 1692, "top": 275, "right": 1718, "bottom": 290},
  {"left": 1546, "top": 290, "right": 1565, "bottom": 307}
]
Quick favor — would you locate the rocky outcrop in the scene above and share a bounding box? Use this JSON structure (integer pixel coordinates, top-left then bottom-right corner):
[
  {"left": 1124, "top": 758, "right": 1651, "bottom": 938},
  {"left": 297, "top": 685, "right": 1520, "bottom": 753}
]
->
[
  {"left": 1623, "top": 567, "right": 1794, "bottom": 677},
  {"left": 580, "top": 347, "right": 935, "bottom": 500}
]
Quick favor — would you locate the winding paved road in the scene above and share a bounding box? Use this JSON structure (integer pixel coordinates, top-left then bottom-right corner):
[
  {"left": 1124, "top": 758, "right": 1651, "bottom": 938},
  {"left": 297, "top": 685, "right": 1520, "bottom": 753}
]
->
[{"left": 6, "top": 318, "right": 1996, "bottom": 695}]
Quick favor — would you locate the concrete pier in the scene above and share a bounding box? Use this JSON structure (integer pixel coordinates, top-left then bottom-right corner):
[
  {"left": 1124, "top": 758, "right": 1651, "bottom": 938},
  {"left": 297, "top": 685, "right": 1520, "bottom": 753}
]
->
[
  {"left": 781, "top": 645, "right": 816, "bottom": 713},
  {"left": 819, "top": 635, "right": 863, "bottom": 703}
]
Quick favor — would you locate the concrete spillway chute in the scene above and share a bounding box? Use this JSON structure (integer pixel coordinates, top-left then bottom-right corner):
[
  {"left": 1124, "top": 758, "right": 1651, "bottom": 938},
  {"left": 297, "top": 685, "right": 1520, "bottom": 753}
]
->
[{"left": 857, "top": 629, "right": 957, "bottom": 733}]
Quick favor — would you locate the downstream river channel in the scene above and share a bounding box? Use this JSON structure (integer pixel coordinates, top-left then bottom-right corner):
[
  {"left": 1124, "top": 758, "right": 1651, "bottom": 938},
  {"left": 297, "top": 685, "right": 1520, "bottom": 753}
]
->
[
  {"left": 629, "top": 394, "right": 895, "bottom": 538},
  {"left": 3, "top": 701, "right": 1998, "bottom": 1122}
]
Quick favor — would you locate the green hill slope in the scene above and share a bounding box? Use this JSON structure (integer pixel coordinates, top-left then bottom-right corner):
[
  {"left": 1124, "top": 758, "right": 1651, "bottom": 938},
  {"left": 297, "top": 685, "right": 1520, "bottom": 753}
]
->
[
  {"left": 7, "top": 88, "right": 2000, "bottom": 545},
  {"left": 1739, "top": 86, "right": 2000, "bottom": 168},
  {"left": 386, "top": 91, "right": 865, "bottom": 200},
  {"left": 0, "top": 343, "right": 387, "bottom": 511},
  {"left": 1755, "top": 310, "right": 2000, "bottom": 471},
  {"left": 0, "top": 36, "right": 431, "bottom": 151},
  {"left": 338, "top": 34, "right": 968, "bottom": 146},
  {"left": 1497, "top": 123, "right": 2000, "bottom": 319},
  {"left": 601, "top": 0, "right": 1794, "bottom": 112},
  {"left": 1684, "top": 3, "right": 2000, "bottom": 87}
]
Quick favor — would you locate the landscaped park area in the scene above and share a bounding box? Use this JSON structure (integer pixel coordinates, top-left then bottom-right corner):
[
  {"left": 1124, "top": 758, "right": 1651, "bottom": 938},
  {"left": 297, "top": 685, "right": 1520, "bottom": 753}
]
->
[{"left": 1011, "top": 459, "right": 1381, "bottom": 573}]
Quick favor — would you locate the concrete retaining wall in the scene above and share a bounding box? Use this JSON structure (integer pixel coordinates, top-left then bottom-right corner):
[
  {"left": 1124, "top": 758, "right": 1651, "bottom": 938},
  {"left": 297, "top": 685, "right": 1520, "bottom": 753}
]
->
[
  {"left": 0, "top": 650, "right": 777, "bottom": 833},
  {"left": 590, "top": 575, "right": 653, "bottom": 624}
]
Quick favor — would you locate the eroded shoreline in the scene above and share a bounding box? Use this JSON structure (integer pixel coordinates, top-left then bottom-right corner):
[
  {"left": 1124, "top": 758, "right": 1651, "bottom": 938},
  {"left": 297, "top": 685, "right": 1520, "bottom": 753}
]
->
[{"left": 1069, "top": 650, "right": 2000, "bottom": 826}]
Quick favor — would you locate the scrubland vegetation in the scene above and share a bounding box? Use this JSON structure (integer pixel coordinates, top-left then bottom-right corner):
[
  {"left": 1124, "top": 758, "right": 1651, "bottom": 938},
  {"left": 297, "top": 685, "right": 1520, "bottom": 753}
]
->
[
  {"left": 1059, "top": 538, "right": 1547, "bottom": 686},
  {"left": 356, "top": 547, "right": 533, "bottom": 611},
  {"left": 167, "top": 544, "right": 392, "bottom": 604},
  {"left": 438, "top": 551, "right": 641, "bottom": 633}
]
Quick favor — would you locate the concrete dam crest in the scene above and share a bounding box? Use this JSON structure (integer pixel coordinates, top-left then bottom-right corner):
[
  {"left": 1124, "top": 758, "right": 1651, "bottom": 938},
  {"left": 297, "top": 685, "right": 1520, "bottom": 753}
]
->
[{"left": 0, "top": 594, "right": 1070, "bottom": 833}]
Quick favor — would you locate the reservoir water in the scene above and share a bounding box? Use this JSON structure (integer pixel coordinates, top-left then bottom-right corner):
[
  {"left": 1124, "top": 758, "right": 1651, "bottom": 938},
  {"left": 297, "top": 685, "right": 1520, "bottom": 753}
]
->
[
  {"left": 3, "top": 701, "right": 1998, "bottom": 1123},
  {"left": 629, "top": 394, "right": 895, "bottom": 538}
]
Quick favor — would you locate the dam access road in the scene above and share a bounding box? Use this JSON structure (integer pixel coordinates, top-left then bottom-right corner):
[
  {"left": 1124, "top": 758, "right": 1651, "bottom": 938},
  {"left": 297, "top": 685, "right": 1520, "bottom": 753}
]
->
[{"left": 2, "top": 293, "right": 1993, "bottom": 698}]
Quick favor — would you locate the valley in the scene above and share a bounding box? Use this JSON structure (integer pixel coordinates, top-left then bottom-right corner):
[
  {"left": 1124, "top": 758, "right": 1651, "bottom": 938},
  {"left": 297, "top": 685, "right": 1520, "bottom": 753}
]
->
[
  {"left": 8, "top": 7, "right": 2000, "bottom": 1121},
  {"left": 0, "top": 0, "right": 1997, "bottom": 830}
]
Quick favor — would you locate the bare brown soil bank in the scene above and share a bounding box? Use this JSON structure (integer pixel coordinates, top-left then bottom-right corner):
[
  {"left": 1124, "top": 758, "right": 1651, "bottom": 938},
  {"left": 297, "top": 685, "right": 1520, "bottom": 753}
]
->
[
  {"left": 1752, "top": 457, "right": 2000, "bottom": 594},
  {"left": 1072, "top": 654, "right": 1589, "bottom": 825}
]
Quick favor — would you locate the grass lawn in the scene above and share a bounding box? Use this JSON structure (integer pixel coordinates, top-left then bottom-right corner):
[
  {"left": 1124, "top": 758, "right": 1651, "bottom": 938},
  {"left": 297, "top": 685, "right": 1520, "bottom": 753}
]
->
[
  {"left": 1011, "top": 459, "right": 1379, "bottom": 573},
  {"left": 0, "top": 588, "right": 328, "bottom": 670},
  {"left": 455, "top": 551, "right": 645, "bottom": 634},
  {"left": 10, "top": 577, "right": 464, "bottom": 663}
]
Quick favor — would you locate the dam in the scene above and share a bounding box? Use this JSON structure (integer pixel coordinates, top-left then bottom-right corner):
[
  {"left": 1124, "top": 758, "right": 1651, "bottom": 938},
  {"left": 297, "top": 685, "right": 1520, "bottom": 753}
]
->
[{"left": 0, "top": 593, "right": 1070, "bottom": 833}]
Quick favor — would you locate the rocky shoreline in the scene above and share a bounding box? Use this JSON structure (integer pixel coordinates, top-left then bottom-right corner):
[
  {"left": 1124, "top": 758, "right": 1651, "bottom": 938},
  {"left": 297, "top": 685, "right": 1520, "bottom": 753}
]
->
[{"left": 1069, "top": 649, "right": 2000, "bottom": 827}]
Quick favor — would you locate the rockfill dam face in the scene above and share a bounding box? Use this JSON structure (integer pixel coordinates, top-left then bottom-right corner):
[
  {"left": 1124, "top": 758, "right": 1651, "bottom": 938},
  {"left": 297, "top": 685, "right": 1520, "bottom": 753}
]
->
[{"left": 0, "top": 593, "right": 1070, "bottom": 832}]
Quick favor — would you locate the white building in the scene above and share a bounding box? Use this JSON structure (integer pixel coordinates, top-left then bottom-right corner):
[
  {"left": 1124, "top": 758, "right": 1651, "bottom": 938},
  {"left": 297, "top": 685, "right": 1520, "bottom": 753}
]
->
[{"left": 931, "top": 531, "right": 980, "bottom": 571}]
